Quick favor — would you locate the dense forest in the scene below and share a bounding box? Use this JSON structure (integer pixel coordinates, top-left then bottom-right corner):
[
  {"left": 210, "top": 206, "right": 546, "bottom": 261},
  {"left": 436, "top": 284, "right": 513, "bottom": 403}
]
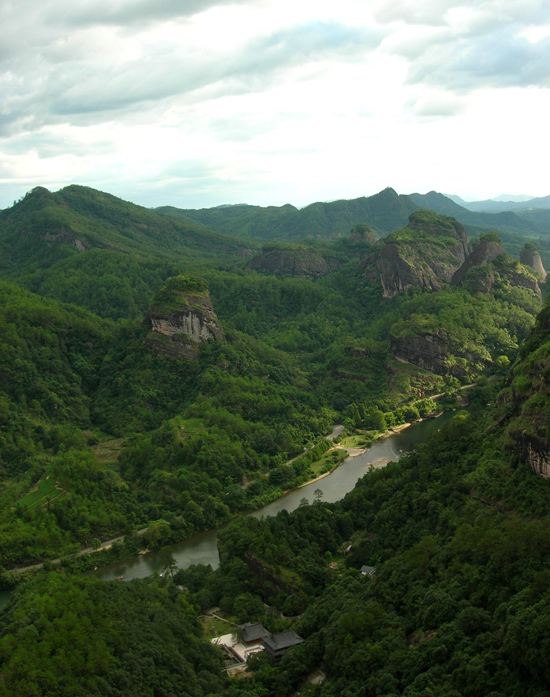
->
[{"left": 0, "top": 184, "right": 549, "bottom": 695}]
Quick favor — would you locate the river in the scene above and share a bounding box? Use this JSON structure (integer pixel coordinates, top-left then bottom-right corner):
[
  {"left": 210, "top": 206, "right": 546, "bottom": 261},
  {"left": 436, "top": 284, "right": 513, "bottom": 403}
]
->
[{"left": 83, "top": 412, "right": 455, "bottom": 583}]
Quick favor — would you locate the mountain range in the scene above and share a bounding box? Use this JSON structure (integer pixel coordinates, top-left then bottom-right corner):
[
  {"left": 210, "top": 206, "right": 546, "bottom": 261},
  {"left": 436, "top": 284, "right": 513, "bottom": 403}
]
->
[
  {"left": 157, "top": 187, "right": 550, "bottom": 248},
  {"left": 1, "top": 182, "right": 550, "bottom": 696}
]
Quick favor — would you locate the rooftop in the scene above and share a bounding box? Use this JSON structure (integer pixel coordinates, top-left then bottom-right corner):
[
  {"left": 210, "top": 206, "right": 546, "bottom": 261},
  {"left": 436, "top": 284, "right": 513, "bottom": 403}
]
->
[
  {"left": 239, "top": 622, "right": 270, "bottom": 643},
  {"left": 262, "top": 630, "right": 304, "bottom": 652}
]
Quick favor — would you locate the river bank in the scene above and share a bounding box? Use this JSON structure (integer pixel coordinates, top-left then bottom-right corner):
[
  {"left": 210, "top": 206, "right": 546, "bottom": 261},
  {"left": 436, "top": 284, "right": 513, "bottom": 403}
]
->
[
  {"left": 5, "top": 412, "right": 458, "bottom": 586},
  {"left": 83, "top": 411, "right": 456, "bottom": 583}
]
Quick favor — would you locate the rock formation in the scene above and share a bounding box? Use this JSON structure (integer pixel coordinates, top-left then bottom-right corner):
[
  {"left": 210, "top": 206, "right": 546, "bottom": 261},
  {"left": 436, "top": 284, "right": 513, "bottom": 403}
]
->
[
  {"left": 363, "top": 211, "right": 470, "bottom": 298},
  {"left": 146, "top": 276, "right": 224, "bottom": 359},
  {"left": 452, "top": 236, "right": 541, "bottom": 295},
  {"left": 390, "top": 331, "right": 450, "bottom": 376},
  {"left": 247, "top": 245, "right": 341, "bottom": 280},
  {"left": 519, "top": 243, "right": 547, "bottom": 282},
  {"left": 521, "top": 434, "right": 550, "bottom": 478}
]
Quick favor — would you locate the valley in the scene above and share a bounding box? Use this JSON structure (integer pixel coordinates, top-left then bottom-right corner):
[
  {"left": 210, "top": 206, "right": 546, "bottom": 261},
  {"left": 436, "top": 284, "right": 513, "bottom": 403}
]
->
[{"left": 0, "top": 184, "right": 549, "bottom": 696}]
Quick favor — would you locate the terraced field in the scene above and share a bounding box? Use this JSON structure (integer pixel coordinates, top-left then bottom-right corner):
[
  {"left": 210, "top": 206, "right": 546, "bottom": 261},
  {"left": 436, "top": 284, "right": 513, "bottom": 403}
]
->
[{"left": 18, "top": 477, "right": 66, "bottom": 510}]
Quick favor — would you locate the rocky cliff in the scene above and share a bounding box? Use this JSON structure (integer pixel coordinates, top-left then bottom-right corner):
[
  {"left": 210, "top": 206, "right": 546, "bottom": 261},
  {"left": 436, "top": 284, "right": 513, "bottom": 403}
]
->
[
  {"left": 452, "top": 237, "right": 540, "bottom": 295},
  {"left": 390, "top": 331, "right": 450, "bottom": 376},
  {"left": 146, "top": 276, "right": 224, "bottom": 359},
  {"left": 498, "top": 302, "right": 550, "bottom": 478},
  {"left": 519, "top": 243, "right": 547, "bottom": 282},
  {"left": 363, "top": 211, "right": 470, "bottom": 297},
  {"left": 246, "top": 245, "right": 341, "bottom": 279}
]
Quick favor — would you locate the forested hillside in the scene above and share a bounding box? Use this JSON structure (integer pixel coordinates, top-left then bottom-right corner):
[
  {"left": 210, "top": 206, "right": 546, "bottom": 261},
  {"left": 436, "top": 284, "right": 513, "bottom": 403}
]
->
[
  {"left": 1, "top": 184, "right": 549, "bottom": 696},
  {"left": 157, "top": 187, "right": 418, "bottom": 241},
  {"left": 0, "top": 188, "right": 545, "bottom": 569},
  {"left": 180, "top": 304, "right": 550, "bottom": 696},
  {"left": 0, "top": 185, "right": 257, "bottom": 320}
]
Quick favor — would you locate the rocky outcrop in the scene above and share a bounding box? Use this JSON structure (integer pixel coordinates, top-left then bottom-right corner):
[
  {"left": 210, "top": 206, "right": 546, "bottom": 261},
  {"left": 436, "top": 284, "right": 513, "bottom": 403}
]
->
[
  {"left": 247, "top": 246, "right": 341, "bottom": 280},
  {"left": 146, "top": 276, "right": 223, "bottom": 359},
  {"left": 452, "top": 239, "right": 540, "bottom": 295},
  {"left": 242, "top": 551, "right": 303, "bottom": 600},
  {"left": 363, "top": 211, "right": 470, "bottom": 298},
  {"left": 451, "top": 239, "right": 503, "bottom": 286},
  {"left": 520, "top": 244, "right": 547, "bottom": 281},
  {"left": 520, "top": 434, "right": 550, "bottom": 478},
  {"left": 390, "top": 331, "right": 450, "bottom": 376}
]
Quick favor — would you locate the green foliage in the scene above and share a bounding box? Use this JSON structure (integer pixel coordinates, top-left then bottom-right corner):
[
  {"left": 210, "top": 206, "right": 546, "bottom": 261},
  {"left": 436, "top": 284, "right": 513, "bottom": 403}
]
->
[
  {"left": 479, "top": 230, "right": 501, "bottom": 243},
  {"left": 1, "top": 184, "right": 550, "bottom": 696},
  {"left": 0, "top": 573, "right": 225, "bottom": 696},
  {"left": 159, "top": 187, "right": 418, "bottom": 241}
]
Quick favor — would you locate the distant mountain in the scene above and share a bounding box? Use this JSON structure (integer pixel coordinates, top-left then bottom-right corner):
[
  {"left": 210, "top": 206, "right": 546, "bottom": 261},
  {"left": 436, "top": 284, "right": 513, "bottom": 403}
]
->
[
  {"left": 409, "top": 191, "right": 549, "bottom": 236},
  {"left": 491, "top": 194, "right": 533, "bottom": 202},
  {"left": 444, "top": 193, "right": 550, "bottom": 213},
  {"left": 157, "top": 187, "right": 419, "bottom": 241}
]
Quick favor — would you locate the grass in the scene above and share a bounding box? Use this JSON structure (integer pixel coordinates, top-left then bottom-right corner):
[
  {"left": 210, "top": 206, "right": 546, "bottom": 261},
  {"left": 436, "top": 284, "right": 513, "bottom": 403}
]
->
[
  {"left": 310, "top": 448, "right": 347, "bottom": 476},
  {"left": 18, "top": 477, "right": 66, "bottom": 511},
  {"left": 200, "top": 616, "right": 236, "bottom": 637},
  {"left": 92, "top": 437, "right": 125, "bottom": 463},
  {"left": 338, "top": 435, "right": 372, "bottom": 448}
]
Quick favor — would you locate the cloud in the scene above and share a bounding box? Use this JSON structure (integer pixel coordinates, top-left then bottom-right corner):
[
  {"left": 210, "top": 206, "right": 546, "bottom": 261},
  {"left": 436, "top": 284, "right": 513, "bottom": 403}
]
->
[
  {"left": 1, "top": 17, "right": 384, "bottom": 134},
  {"left": 406, "top": 27, "right": 550, "bottom": 90},
  {"left": 1, "top": 0, "right": 550, "bottom": 209},
  {"left": 374, "top": 0, "right": 457, "bottom": 26},
  {"left": 408, "top": 91, "right": 466, "bottom": 117}
]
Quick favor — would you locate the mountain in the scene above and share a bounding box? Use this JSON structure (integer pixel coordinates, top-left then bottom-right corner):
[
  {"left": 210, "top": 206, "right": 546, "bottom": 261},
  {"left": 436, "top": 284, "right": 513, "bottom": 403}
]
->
[
  {"left": 1, "top": 182, "right": 549, "bottom": 695},
  {"left": 0, "top": 185, "right": 256, "bottom": 320},
  {"left": 157, "top": 187, "right": 419, "bottom": 241},
  {"left": 145, "top": 275, "right": 225, "bottom": 359},
  {"left": 520, "top": 243, "right": 547, "bottom": 282},
  {"left": 0, "top": 185, "right": 253, "bottom": 262},
  {"left": 444, "top": 192, "right": 550, "bottom": 213},
  {"left": 409, "top": 191, "right": 548, "bottom": 236},
  {"left": 362, "top": 210, "right": 470, "bottom": 298}
]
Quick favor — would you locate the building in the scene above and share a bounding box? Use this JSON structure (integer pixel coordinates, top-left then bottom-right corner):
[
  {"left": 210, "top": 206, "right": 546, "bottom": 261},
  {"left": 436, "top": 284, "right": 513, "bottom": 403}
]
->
[
  {"left": 239, "top": 622, "right": 270, "bottom": 645},
  {"left": 261, "top": 630, "right": 304, "bottom": 665},
  {"left": 361, "top": 565, "right": 376, "bottom": 576}
]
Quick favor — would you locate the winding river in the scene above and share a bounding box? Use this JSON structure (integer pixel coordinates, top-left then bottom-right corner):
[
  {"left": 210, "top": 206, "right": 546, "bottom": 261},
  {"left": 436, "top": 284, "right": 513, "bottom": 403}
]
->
[{"left": 84, "top": 413, "right": 455, "bottom": 583}]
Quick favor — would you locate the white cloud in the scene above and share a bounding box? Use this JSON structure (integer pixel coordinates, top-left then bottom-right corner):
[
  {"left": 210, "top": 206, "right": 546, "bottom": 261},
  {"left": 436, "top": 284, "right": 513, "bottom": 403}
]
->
[{"left": 1, "top": 0, "right": 549, "bottom": 208}]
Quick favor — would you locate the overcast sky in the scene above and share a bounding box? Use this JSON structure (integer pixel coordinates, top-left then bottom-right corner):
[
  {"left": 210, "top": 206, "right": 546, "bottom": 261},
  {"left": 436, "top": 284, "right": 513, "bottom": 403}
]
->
[{"left": 1, "top": 0, "right": 549, "bottom": 210}]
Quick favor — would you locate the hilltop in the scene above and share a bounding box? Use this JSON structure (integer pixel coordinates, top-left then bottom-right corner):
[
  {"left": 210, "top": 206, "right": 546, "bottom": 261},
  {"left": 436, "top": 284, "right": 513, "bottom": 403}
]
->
[
  {"left": 157, "top": 187, "right": 418, "bottom": 241},
  {"left": 0, "top": 185, "right": 256, "bottom": 320}
]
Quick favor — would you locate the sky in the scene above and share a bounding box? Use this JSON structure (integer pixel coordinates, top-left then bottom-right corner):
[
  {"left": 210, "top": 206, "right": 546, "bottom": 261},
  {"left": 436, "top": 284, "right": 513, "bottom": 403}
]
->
[{"left": 1, "top": 0, "right": 550, "bottom": 210}]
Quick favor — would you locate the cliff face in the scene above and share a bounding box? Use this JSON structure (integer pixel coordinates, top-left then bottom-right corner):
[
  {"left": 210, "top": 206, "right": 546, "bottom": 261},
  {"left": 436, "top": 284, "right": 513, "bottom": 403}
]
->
[
  {"left": 146, "top": 276, "right": 223, "bottom": 359},
  {"left": 390, "top": 331, "right": 449, "bottom": 376},
  {"left": 452, "top": 239, "right": 541, "bottom": 295},
  {"left": 519, "top": 245, "right": 547, "bottom": 282},
  {"left": 363, "top": 211, "right": 470, "bottom": 298},
  {"left": 520, "top": 435, "right": 550, "bottom": 478},
  {"left": 500, "top": 303, "right": 550, "bottom": 478},
  {"left": 247, "top": 246, "right": 341, "bottom": 279}
]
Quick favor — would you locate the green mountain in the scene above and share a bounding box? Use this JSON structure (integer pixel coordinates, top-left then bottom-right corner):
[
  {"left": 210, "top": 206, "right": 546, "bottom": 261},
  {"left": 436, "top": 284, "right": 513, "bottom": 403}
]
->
[
  {"left": 450, "top": 193, "right": 550, "bottom": 213},
  {"left": 409, "top": 191, "right": 549, "bottom": 236},
  {"left": 0, "top": 185, "right": 256, "bottom": 320},
  {"left": 1, "top": 183, "right": 550, "bottom": 696},
  {"left": 157, "top": 187, "right": 419, "bottom": 241}
]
